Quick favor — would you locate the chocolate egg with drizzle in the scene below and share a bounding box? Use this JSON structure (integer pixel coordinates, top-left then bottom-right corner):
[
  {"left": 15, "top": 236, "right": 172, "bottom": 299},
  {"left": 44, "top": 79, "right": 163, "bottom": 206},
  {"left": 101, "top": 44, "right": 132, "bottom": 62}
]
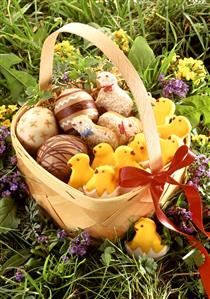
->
[{"left": 37, "top": 135, "right": 88, "bottom": 182}]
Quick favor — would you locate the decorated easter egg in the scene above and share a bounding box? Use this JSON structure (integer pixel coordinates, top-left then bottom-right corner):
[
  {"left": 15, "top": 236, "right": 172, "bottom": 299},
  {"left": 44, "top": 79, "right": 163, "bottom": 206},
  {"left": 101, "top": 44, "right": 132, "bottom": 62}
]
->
[
  {"left": 54, "top": 88, "right": 98, "bottom": 133},
  {"left": 36, "top": 135, "right": 88, "bottom": 182},
  {"left": 16, "top": 107, "right": 58, "bottom": 154}
]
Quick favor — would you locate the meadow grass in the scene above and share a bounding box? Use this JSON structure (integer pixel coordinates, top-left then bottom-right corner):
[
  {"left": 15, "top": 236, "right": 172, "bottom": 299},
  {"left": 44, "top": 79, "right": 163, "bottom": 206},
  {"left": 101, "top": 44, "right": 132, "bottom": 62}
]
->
[
  {"left": 0, "top": 1, "right": 209, "bottom": 298},
  {"left": 0, "top": 0, "right": 209, "bottom": 77}
]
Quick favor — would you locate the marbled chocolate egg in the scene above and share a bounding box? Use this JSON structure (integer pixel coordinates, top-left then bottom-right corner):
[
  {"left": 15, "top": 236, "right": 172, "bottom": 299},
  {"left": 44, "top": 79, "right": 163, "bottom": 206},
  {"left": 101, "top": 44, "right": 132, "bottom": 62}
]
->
[
  {"left": 16, "top": 107, "right": 58, "bottom": 154},
  {"left": 54, "top": 88, "right": 98, "bottom": 133},
  {"left": 36, "top": 135, "right": 88, "bottom": 182}
]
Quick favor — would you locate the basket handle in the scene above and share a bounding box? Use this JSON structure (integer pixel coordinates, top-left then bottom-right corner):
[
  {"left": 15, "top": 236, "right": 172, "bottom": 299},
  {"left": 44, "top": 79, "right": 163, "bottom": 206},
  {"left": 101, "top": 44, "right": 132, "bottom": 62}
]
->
[{"left": 39, "top": 23, "right": 163, "bottom": 172}]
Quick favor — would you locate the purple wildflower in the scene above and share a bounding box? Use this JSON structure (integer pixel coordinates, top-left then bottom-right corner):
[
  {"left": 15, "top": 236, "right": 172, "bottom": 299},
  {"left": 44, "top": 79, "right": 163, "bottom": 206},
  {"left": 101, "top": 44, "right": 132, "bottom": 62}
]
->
[
  {"left": 62, "top": 72, "right": 69, "bottom": 82},
  {"left": 80, "top": 231, "right": 91, "bottom": 246},
  {"left": 0, "top": 142, "right": 6, "bottom": 154},
  {"left": 0, "top": 126, "right": 10, "bottom": 139},
  {"left": 0, "top": 169, "right": 29, "bottom": 200},
  {"left": 180, "top": 209, "right": 192, "bottom": 221},
  {"left": 10, "top": 155, "right": 17, "bottom": 165},
  {"left": 68, "top": 231, "right": 91, "bottom": 257},
  {"left": 187, "top": 154, "right": 210, "bottom": 189},
  {"left": 37, "top": 235, "right": 49, "bottom": 244},
  {"left": 167, "top": 206, "right": 195, "bottom": 234},
  {"left": 180, "top": 223, "right": 194, "bottom": 234},
  {"left": 69, "top": 244, "right": 87, "bottom": 257},
  {"left": 15, "top": 268, "right": 24, "bottom": 282},
  {"left": 61, "top": 255, "right": 69, "bottom": 263},
  {"left": 159, "top": 75, "right": 189, "bottom": 98},
  {"left": 10, "top": 183, "right": 18, "bottom": 191},
  {"left": 1, "top": 190, "right": 11, "bottom": 197},
  {"left": 158, "top": 74, "right": 165, "bottom": 82},
  {"left": 57, "top": 229, "right": 68, "bottom": 239}
]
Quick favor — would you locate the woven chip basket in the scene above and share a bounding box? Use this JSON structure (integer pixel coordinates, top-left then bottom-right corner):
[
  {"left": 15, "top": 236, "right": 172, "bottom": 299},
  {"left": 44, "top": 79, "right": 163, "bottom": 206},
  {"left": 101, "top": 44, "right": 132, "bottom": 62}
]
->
[{"left": 11, "top": 23, "right": 189, "bottom": 240}]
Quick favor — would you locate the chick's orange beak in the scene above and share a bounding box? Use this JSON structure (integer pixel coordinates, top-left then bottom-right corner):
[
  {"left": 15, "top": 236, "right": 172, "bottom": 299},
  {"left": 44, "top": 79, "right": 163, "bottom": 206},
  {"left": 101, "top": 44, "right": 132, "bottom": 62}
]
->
[
  {"left": 93, "top": 149, "right": 96, "bottom": 154},
  {"left": 68, "top": 163, "right": 72, "bottom": 168},
  {"left": 130, "top": 150, "right": 135, "bottom": 155},
  {"left": 94, "top": 169, "right": 99, "bottom": 174}
]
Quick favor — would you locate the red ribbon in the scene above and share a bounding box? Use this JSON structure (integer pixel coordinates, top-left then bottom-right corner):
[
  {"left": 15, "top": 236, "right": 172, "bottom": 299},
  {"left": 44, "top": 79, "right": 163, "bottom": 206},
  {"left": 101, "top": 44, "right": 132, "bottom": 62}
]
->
[
  {"left": 102, "top": 84, "right": 113, "bottom": 92},
  {"left": 119, "top": 145, "right": 210, "bottom": 297}
]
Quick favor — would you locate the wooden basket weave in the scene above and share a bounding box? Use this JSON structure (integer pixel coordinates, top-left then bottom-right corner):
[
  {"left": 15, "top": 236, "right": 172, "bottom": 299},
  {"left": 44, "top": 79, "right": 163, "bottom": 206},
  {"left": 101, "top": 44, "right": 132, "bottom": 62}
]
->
[{"left": 11, "top": 23, "right": 189, "bottom": 239}]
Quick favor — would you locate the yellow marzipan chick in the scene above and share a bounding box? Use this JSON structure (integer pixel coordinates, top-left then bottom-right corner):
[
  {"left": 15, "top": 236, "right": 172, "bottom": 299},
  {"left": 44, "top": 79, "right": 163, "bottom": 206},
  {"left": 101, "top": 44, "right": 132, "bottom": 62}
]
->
[
  {"left": 126, "top": 218, "right": 168, "bottom": 259},
  {"left": 91, "top": 143, "right": 116, "bottom": 169},
  {"left": 158, "top": 115, "right": 191, "bottom": 139},
  {"left": 160, "top": 135, "right": 183, "bottom": 165},
  {"left": 128, "top": 133, "right": 148, "bottom": 162},
  {"left": 68, "top": 153, "right": 94, "bottom": 189},
  {"left": 85, "top": 165, "right": 117, "bottom": 197},
  {"left": 129, "top": 133, "right": 183, "bottom": 165},
  {"left": 153, "top": 97, "right": 176, "bottom": 125},
  {"left": 115, "top": 145, "right": 141, "bottom": 180}
]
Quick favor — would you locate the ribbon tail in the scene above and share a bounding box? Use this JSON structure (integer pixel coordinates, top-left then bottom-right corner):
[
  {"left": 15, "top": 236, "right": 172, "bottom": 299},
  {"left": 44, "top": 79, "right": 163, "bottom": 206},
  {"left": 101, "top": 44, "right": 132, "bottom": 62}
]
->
[
  {"left": 166, "top": 175, "right": 210, "bottom": 239},
  {"left": 191, "top": 239, "right": 210, "bottom": 296},
  {"left": 150, "top": 185, "right": 210, "bottom": 298}
]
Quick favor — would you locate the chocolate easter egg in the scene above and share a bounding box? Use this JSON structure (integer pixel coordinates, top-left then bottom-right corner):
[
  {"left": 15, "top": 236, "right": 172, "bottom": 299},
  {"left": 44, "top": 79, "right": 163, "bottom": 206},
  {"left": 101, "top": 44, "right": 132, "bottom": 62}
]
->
[
  {"left": 54, "top": 88, "right": 98, "bottom": 133},
  {"left": 37, "top": 135, "right": 88, "bottom": 182},
  {"left": 16, "top": 107, "right": 58, "bottom": 154}
]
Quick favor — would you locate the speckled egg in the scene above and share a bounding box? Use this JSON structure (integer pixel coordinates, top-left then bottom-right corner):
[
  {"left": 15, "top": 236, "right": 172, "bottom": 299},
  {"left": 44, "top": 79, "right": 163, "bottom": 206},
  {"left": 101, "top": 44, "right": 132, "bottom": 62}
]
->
[{"left": 16, "top": 107, "right": 58, "bottom": 154}]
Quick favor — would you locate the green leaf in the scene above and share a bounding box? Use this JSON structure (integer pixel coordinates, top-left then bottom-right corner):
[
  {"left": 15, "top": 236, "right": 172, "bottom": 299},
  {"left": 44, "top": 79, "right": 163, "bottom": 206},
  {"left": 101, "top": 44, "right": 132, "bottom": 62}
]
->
[
  {"left": 0, "top": 249, "right": 31, "bottom": 275},
  {"left": 128, "top": 36, "right": 155, "bottom": 73},
  {"left": 176, "top": 95, "right": 210, "bottom": 128},
  {"left": 183, "top": 248, "right": 205, "bottom": 269},
  {"left": 101, "top": 246, "right": 115, "bottom": 266},
  {"left": 138, "top": 254, "right": 158, "bottom": 274},
  {"left": 0, "top": 53, "right": 36, "bottom": 101},
  {"left": 0, "top": 197, "right": 20, "bottom": 233}
]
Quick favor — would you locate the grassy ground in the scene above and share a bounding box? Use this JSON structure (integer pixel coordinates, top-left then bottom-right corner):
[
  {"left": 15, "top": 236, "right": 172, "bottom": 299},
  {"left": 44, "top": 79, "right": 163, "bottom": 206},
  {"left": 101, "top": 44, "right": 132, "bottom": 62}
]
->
[{"left": 0, "top": 0, "right": 210, "bottom": 298}]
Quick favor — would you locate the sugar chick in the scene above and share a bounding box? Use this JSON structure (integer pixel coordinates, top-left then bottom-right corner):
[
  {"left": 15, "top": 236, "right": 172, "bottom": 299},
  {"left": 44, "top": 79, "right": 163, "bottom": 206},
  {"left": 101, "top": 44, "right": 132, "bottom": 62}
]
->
[
  {"left": 153, "top": 97, "right": 176, "bottom": 125},
  {"left": 129, "top": 133, "right": 183, "bottom": 165},
  {"left": 91, "top": 143, "right": 116, "bottom": 169},
  {"left": 158, "top": 115, "right": 191, "bottom": 139},
  {"left": 115, "top": 145, "right": 141, "bottom": 180},
  {"left": 126, "top": 217, "right": 168, "bottom": 259},
  {"left": 68, "top": 153, "right": 94, "bottom": 189},
  {"left": 128, "top": 133, "right": 148, "bottom": 162},
  {"left": 161, "top": 135, "right": 183, "bottom": 165},
  {"left": 95, "top": 71, "right": 133, "bottom": 117},
  {"left": 98, "top": 111, "right": 142, "bottom": 145},
  {"left": 71, "top": 114, "right": 119, "bottom": 149},
  {"left": 85, "top": 165, "right": 117, "bottom": 197}
]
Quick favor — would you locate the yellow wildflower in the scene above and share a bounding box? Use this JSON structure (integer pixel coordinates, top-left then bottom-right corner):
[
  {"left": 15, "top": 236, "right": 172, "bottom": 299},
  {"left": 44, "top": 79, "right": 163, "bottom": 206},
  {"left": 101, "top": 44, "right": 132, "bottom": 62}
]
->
[
  {"left": 171, "top": 53, "right": 177, "bottom": 63},
  {"left": 174, "top": 57, "right": 206, "bottom": 86},
  {"left": 192, "top": 134, "right": 209, "bottom": 146},
  {"left": 54, "top": 40, "right": 79, "bottom": 59},
  {"left": 1, "top": 119, "right": 11, "bottom": 127},
  {"left": 8, "top": 105, "right": 18, "bottom": 112},
  {"left": 113, "top": 29, "right": 130, "bottom": 53},
  {"left": 0, "top": 105, "right": 6, "bottom": 113}
]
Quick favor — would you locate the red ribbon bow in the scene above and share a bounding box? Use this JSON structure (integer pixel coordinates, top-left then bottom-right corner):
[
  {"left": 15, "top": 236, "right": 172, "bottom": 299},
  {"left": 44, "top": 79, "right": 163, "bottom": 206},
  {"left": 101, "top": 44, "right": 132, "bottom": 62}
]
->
[{"left": 119, "top": 145, "right": 210, "bottom": 297}]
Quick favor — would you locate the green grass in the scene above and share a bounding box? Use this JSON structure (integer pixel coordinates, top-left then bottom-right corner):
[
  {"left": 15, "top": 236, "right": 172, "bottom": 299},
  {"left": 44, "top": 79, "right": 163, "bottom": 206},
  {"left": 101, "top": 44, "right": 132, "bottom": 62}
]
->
[
  {"left": 0, "top": 0, "right": 209, "bottom": 78},
  {"left": 0, "top": 194, "right": 208, "bottom": 298},
  {"left": 0, "top": 1, "right": 209, "bottom": 298}
]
